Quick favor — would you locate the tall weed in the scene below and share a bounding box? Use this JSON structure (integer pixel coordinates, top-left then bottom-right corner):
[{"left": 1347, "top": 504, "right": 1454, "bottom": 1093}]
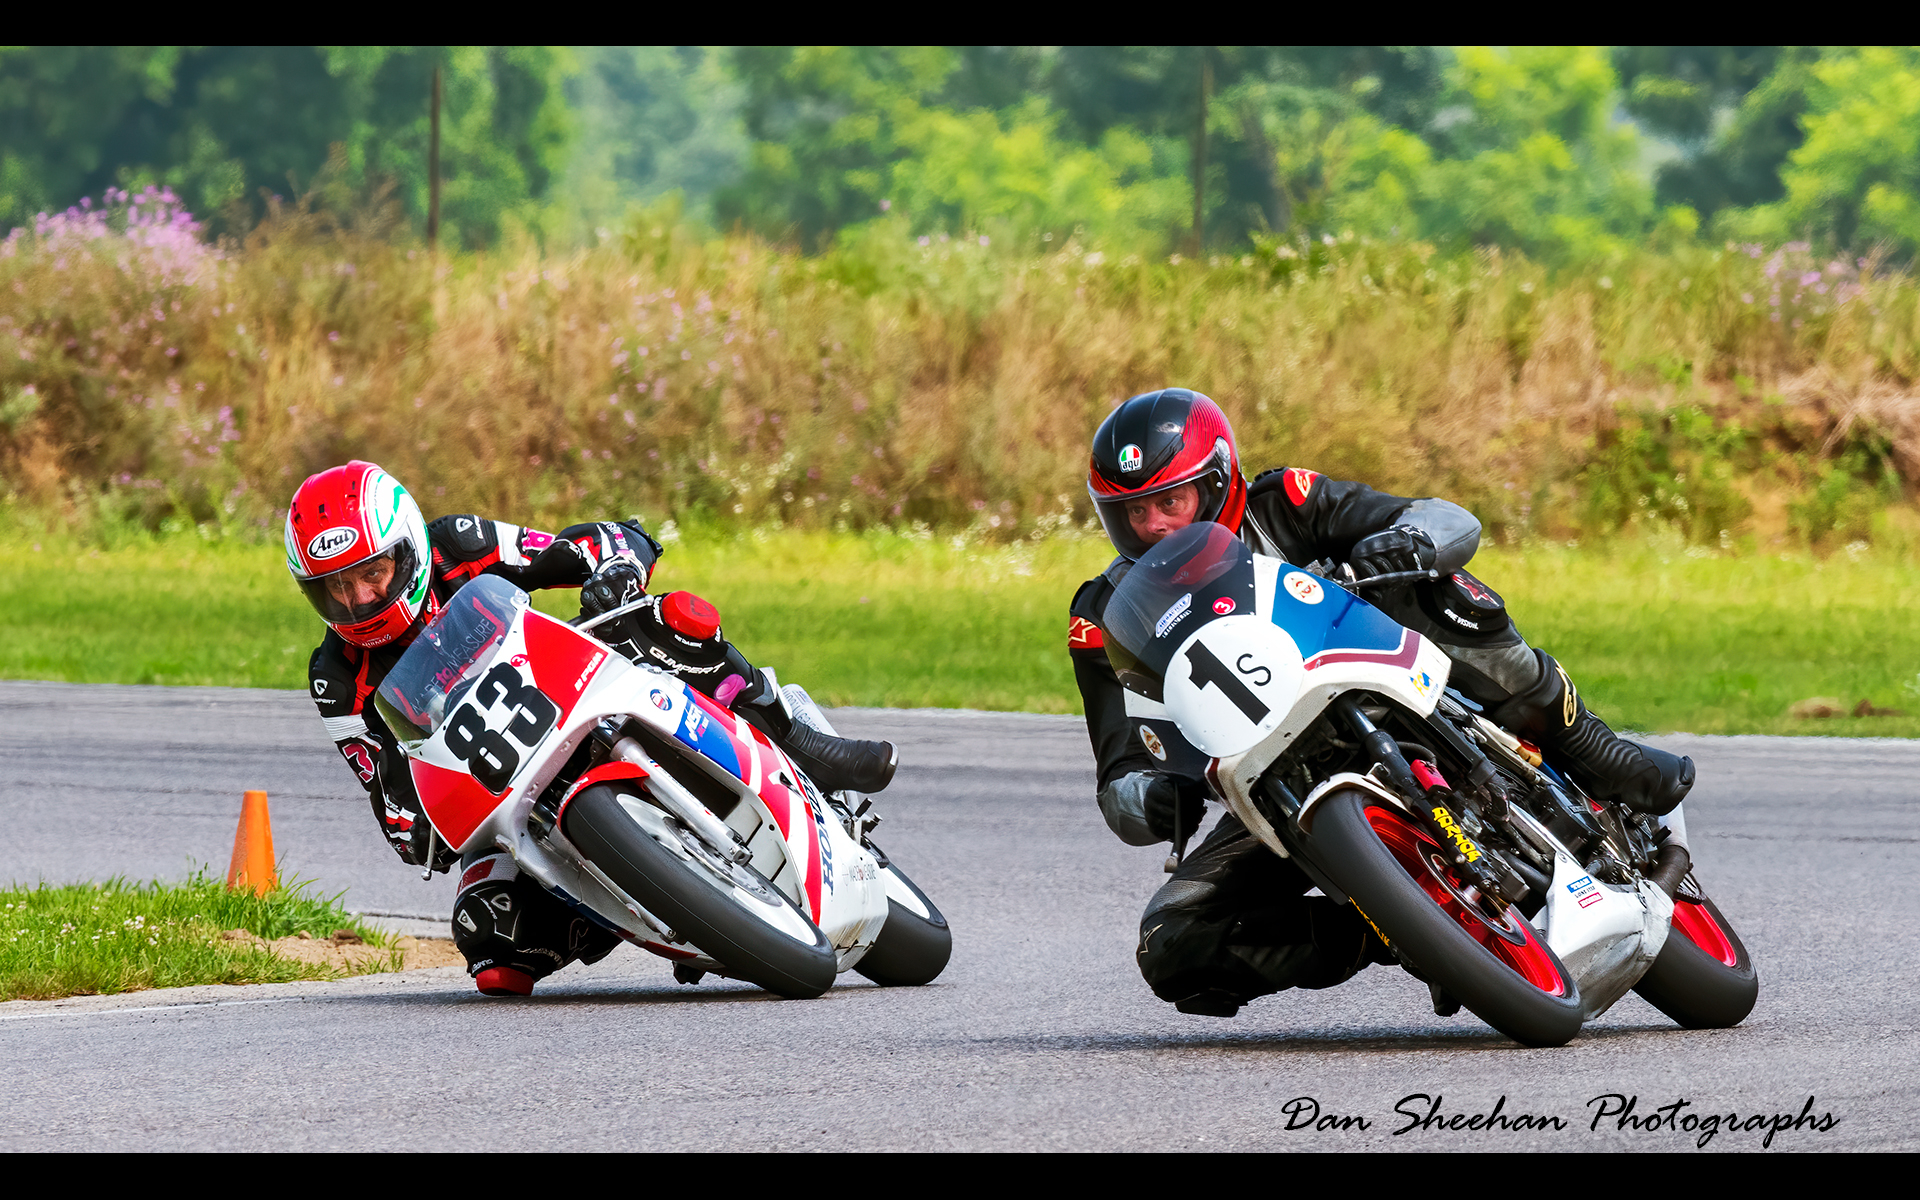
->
[{"left": 5, "top": 193, "right": 1919, "bottom": 547}]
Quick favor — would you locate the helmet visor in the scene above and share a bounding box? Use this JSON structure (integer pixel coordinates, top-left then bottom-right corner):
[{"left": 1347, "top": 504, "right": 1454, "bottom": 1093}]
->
[{"left": 297, "top": 542, "right": 421, "bottom": 626}]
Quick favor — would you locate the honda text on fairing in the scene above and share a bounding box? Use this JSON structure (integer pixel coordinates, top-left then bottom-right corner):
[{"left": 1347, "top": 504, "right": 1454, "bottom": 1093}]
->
[
  {"left": 371, "top": 573, "right": 950, "bottom": 997},
  {"left": 1103, "top": 523, "right": 1757, "bottom": 1047}
]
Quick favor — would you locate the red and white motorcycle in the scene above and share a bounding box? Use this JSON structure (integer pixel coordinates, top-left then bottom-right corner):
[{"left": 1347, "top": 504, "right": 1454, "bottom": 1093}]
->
[{"left": 372, "top": 574, "right": 951, "bottom": 998}]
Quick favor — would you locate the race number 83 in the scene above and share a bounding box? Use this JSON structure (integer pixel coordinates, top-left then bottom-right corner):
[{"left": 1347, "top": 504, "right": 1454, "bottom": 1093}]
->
[{"left": 442, "top": 663, "right": 559, "bottom": 793}]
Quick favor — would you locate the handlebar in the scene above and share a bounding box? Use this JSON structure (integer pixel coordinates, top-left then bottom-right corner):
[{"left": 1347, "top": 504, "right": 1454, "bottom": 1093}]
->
[
  {"left": 572, "top": 597, "right": 650, "bottom": 631},
  {"left": 1331, "top": 565, "right": 1441, "bottom": 592}
]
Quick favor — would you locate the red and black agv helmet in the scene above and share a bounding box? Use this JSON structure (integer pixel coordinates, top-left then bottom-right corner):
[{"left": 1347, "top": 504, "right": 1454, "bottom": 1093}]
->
[{"left": 1087, "top": 388, "right": 1247, "bottom": 561}]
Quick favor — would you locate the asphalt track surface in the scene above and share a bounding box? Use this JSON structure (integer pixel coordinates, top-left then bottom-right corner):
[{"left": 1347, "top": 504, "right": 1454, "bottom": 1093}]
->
[{"left": 2, "top": 679, "right": 1916, "bottom": 1151}]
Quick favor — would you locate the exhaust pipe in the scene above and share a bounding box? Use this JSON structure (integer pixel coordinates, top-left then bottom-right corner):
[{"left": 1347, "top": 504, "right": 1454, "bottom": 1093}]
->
[{"left": 1647, "top": 841, "right": 1691, "bottom": 899}]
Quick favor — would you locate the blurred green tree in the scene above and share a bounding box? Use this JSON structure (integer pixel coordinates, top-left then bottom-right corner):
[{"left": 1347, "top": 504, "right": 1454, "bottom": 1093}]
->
[
  {"left": 1614, "top": 46, "right": 1818, "bottom": 220},
  {"left": 1725, "top": 47, "right": 1920, "bottom": 256},
  {"left": 0, "top": 46, "right": 574, "bottom": 245}
]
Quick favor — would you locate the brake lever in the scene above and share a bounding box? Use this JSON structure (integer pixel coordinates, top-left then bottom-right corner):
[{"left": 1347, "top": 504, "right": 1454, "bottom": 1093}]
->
[{"left": 1345, "top": 567, "right": 1440, "bottom": 592}]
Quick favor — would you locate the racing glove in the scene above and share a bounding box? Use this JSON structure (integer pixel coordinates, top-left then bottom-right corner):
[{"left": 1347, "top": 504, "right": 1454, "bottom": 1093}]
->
[
  {"left": 1348, "top": 525, "right": 1437, "bottom": 581},
  {"left": 1143, "top": 772, "right": 1209, "bottom": 844},
  {"left": 580, "top": 559, "right": 648, "bottom": 619}
]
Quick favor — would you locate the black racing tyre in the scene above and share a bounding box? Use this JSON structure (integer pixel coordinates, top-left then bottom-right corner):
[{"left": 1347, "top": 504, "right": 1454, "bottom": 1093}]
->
[
  {"left": 563, "top": 784, "right": 837, "bottom": 999},
  {"left": 1307, "top": 788, "right": 1585, "bottom": 1048},
  {"left": 854, "top": 856, "right": 951, "bottom": 987},
  {"left": 1633, "top": 890, "right": 1758, "bottom": 1029}
]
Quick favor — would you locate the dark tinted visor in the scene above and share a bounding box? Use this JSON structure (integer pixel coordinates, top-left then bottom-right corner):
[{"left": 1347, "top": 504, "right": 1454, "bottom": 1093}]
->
[{"left": 297, "top": 542, "right": 420, "bottom": 625}]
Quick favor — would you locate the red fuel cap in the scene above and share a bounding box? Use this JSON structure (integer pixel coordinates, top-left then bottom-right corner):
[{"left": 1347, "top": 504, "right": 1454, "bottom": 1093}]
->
[{"left": 662, "top": 590, "right": 721, "bottom": 641}]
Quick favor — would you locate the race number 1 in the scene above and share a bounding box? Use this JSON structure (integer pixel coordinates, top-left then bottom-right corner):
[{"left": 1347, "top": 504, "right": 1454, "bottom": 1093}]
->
[{"left": 1185, "top": 642, "right": 1270, "bottom": 724}]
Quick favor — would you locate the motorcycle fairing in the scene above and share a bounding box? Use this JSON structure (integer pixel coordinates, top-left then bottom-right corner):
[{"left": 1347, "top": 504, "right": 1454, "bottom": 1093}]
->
[
  {"left": 1542, "top": 849, "right": 1672, "bottom": 1019},
  {"left": 396, "top": 582, "right": 886, "bottom": 972}
]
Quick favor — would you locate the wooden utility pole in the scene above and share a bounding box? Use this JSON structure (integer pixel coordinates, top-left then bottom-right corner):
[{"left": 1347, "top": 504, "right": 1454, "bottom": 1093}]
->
[
  {"left": 427, "top": 66, "right": 442, "bottom": 249},
  {"left": 1192, "top": 49, "right": 1212, "bottom": 254}
]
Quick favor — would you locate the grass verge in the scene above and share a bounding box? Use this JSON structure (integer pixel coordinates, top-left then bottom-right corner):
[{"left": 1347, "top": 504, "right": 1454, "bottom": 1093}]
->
[
  {"left": 0, "top": 872, "right": 397, "bottom": 1002},
  {"left": 0, "top": 526, "right": 1914, "bottom": 735}
]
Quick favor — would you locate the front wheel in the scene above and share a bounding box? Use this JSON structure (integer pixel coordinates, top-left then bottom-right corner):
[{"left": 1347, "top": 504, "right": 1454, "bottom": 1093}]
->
[
  {"left": 854, "top": 855, "right": 951, "bottom": 987},
  {"left": 1307, "top": 788, "right": 1585, "bottom": 1048},
  {"left": 563, "top": 784, "right": 837, "bottom": 999},
  {"left": 1632, "top": 890, "right": 1758, "bottom": 1029}
]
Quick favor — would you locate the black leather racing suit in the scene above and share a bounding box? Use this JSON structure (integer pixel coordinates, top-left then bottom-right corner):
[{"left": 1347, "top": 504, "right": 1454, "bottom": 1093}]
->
[
  {"left": 1068, "top": 467, "right": 1533, "bottom": 1016},
  {"left": 308, "top": 514, "right": 667, "bottom": 983}
]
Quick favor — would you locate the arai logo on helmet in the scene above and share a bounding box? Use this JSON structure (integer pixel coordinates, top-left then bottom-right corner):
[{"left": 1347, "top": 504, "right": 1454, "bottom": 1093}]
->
[
  {"left": 306, "top": 526, "right": 360, "bottom": 560},
  {"left": 1118, "top": 444, "right": 1143, "bottom": 472}
]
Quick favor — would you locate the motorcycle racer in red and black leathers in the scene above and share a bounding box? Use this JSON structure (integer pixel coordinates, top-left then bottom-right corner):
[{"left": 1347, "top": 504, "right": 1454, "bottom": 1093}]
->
[
  {"left": 1070, "top": 389, "right": 1695, "bottom": 1019},
  {"left": 289, "top": 460, "right": 897, "bottom": 996}
]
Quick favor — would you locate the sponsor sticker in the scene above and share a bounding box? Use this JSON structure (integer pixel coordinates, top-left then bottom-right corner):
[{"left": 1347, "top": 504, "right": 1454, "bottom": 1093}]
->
[
  {"left": 511, "top": 654, "right": 529, "bottom": 668},
  {"left": 1140, "top": 725, "right": 1167, "bottom": 761},
  {"left": 1578, "top": 891, "right": 1605, "bottom": 908},
  {"left": 1119, "top": 443, "right": 1143, "bottom": 472},
  {"left": 1409, "top": 670, "right": 1435, "bottom": 695},
  {"left": 573, "top": 651, "right": 606, "bottom": 693},
  {"left": 1068, "top": 615, "right": 1104, "bottom": 650},
  {"left": 686, "top": 707, "right": 709, "bottom": 741},
  {"left": 1282, "top": 571, "right": 1324, "bottom": 605},
  {"left": 650, "top": 689, "right": 672, "bottom": 711},
  {"left": 1212, "top": 596, "right": 1236, "bottom": 615},
  {"left": 306, "top": 526, "right": 359, "bottom": 560},
  {"left": 1155, "top": 592, "right": 1193, "bottom": 638}
]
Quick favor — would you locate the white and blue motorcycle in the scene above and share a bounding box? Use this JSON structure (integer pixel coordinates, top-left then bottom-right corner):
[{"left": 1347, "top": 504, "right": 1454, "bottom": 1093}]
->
[{"left": 1103, "top": 523, "right": 1758, "bottom": 1047}]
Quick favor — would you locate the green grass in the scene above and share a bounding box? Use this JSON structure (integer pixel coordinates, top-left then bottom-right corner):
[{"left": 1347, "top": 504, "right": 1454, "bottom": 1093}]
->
[
  {"left": 0, "top": 873, "right": 394, "bottom": 1002},
  {"left": 1, "top": 525, "right": 1915, "bottom": 735}
]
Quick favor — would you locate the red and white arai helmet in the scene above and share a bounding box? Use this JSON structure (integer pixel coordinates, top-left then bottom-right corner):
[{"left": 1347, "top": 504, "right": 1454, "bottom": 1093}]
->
[
  {"left": 1087, "top": 388, "right": 1248, "bottom": 561},
  {"left": 284, "top": 461, "right": 434, "bottom": 648}
]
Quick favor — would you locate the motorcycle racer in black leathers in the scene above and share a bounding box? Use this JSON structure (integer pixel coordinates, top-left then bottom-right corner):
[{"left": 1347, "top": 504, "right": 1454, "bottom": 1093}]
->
[
  {"left": 1071, "top": 389, "right": 1696, "bottom": 1018},
  {"left": 289, "top": 460, "right": 897, "bottom": 996}
]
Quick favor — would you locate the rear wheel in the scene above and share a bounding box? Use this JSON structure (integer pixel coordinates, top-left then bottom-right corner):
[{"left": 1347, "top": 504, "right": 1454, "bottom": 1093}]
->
[
  {"left": 1633, "top": 889, "right": 1758, "bottom": 1029},
  {"left": 1308, "top": 788, "right": 1584, "bottom": 1047},
  {"left": 563, "top": 783, "right": 837, "bottom": 999},
  {"left": 854, "top": 856, "right": 951, "bottom": 987}
]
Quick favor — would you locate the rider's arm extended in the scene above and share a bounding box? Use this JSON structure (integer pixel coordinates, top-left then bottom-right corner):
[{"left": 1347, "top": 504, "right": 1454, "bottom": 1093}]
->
[
  {"left": 1071, "top": 570, "right": 1173, "bottom": 847},
  {"left": 1245, "top": 468, "right": 1481, "bottom": 572},
  {"left": 309, "top": 636, "right": 441, "bottom": 869},
  {"left": 429, "top": 515, "right": 664, "bottom": 593}
]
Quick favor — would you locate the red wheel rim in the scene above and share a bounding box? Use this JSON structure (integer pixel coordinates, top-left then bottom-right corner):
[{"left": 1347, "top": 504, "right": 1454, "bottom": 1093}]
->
[
  {"left": 1365, "top": 805, "right": 1567, "bottom": 997},
  {"left": 1670, "top": 896, "right": 1738, "bottom": 967}
]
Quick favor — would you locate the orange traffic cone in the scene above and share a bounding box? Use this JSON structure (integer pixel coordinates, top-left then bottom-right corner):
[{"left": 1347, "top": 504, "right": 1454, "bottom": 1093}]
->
[{"left": 226, "top": 790, "right": 278, "bottom": 895}]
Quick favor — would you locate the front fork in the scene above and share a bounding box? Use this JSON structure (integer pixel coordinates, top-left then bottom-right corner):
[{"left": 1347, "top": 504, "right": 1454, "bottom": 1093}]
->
[{"left": 1327, "top": 695, "right": 1532, "bottom": 907}]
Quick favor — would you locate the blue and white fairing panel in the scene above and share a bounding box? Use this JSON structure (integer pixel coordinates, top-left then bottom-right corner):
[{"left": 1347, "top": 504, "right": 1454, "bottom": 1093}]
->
[{"left": 1153, "top": 556, "right": 1450, "bottom": 761}]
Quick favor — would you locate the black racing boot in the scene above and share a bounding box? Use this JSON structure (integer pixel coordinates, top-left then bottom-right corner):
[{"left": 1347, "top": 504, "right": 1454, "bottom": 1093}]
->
[
  {"left": 1489, "top": 650, "right": 1693, "bottom": 816},
  {"left": 731, "top": 668, "right": 899, "bottom": 795}
]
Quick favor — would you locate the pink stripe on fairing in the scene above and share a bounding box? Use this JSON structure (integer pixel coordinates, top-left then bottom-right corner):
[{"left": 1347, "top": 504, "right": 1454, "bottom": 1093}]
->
[{"left": 1303, "top": 630, "right": 1423, "bottom": 672}]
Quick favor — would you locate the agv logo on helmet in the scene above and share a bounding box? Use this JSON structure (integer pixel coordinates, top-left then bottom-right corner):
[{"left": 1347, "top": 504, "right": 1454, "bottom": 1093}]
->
[{"left": 1085, "top": 388, "right": 1249, "bottom": 562}]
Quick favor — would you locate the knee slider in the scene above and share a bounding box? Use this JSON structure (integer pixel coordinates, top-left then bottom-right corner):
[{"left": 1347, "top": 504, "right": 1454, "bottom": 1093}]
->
[{"left": 452, "top": 857, "right": 570, "bottom": 980}]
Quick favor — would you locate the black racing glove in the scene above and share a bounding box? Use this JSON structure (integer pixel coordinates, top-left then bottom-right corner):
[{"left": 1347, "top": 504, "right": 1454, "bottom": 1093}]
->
[
  {"left": 1348, "top": 525, "right": 1437, "bottom": 581},
  {"left": 580, "top": 559, "right": 647, "bottom": 619},
  {"left": 1143, "top": 773, "right": 1208, "bottom": 844}
]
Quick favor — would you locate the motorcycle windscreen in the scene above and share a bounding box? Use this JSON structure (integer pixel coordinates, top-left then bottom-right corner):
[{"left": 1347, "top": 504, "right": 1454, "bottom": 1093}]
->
[
  {"left": 1103, "top": 522, "right": 1257, "bottom": 684},
  {"left": 374, "top": 574, "right": 526, "bottom": 743}
]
